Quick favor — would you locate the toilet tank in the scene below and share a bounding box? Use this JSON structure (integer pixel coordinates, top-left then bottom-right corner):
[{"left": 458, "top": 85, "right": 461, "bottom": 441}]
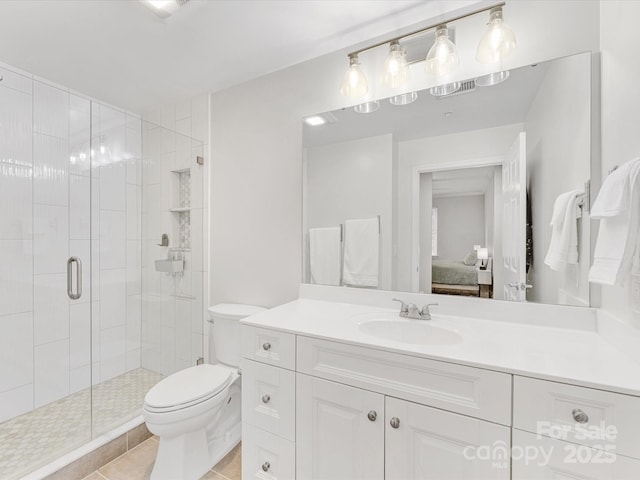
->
[{"left": 208, "top": 303, "right": 267, "bottom": 367}]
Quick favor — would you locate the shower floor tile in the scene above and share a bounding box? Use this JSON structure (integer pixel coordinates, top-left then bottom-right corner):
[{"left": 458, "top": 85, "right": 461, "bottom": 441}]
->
[{"left": 0, "top": 368, "right": 163, "bottom": 480}]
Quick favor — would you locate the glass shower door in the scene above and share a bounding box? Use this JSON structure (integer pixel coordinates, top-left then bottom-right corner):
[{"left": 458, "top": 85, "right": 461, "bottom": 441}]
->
[{"left": 0, "top": 74, "right": 94, "bottom": 479}]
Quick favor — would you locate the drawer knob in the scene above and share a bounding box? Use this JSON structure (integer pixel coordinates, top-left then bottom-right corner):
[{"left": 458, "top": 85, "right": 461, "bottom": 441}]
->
[
  {"left": 572, "top": 408, "right": 589, "bottom": 424},
  {"left": 262, "top": 342, "right": 271, "bottom": 351},
  {"left": 262, "top": 394, "right": 271, "bottom": 404},
  {"left": 262, "top": 461, "right": 271, "bottom": 472},
  {"left": 367, "top": 410, "right": 377, "bottom": 422},
  {"left": 390, "top": 417, "right": 400, "bottom": 429}
]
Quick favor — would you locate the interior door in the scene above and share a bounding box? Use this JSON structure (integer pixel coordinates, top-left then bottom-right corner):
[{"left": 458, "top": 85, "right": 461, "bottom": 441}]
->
[
  {"left": 502, "top": 132, "right": 527, "bottom": 301},
  {"left": 296, "top": 374, "right": 384, "bottom": 480}
]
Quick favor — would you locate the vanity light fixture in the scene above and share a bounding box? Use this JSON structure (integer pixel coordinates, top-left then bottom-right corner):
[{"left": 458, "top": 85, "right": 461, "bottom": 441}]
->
[
  {"left": 475, "top": 70, "right": 510, "bottom": 86},
  {"left": 389, "top": 91, "right": 418, "bottom": 106},
  {"left": 425, "top": 25, "right": 460, "bottom": 77},
  {"left": 340, "top": 53, "right": 368, "bottom": 98},
  {"left": 339, "top": 2, "right": 514, "bottom": 97},
  {"left": 429, "top": 82, "right": 461, "bottom": 97},
  {"left": 382, "top": 41, "right": 410, "bottom": 88},
  {"left": 353, "top": 101, "right": 380, "bottom": 114},
  {"left": 476, "top": 6, "right": 517, "bottom": 64}
]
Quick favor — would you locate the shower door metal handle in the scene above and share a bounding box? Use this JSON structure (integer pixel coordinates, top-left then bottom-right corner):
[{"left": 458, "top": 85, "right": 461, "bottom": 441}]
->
[{"left": 67, "top": 256, "right": 82, "bottom": 300}]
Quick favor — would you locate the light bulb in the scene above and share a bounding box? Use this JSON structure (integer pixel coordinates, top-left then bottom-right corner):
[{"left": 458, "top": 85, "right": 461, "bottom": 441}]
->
[
  {"left": 476, "top": 7, "right": 516, "bottom": 64},
  {"left": 340, "top": 54, "right": 368, "bottom": 98},
  {"left": 382, "top": 41, "right": 409, "bottom": 88},
  {"left": 425, "top": 25, "right": 459, "bottom": 77}
]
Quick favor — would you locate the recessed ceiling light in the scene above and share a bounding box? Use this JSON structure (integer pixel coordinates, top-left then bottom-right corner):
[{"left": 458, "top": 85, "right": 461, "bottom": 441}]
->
[
  {"left": 304, "top": 116, "right": 327, "bottom": 126},
  {"left": 140, "top": 0, "right": 189, "bottom": 19},
  {"left": 389, "top": 91, "right": 418, "bottom": 106}
]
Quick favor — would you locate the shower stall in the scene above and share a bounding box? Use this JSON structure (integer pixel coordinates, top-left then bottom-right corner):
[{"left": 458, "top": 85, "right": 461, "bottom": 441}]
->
[{"left": 0, "top": 65, "right": 207, "bottom": 479}]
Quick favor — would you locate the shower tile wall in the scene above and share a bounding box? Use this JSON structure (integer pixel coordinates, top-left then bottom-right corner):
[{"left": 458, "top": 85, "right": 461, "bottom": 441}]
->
[
  {"left": 0, "top": 64, "right": 143, "bottom": 424},
  {"left": 141, "top": 96, "right": 209, "bottom": 375}
]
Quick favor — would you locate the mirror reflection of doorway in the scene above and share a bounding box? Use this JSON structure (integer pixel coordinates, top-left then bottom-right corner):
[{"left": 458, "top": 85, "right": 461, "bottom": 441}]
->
[{"left": 418, "top": 164, "right": 503, "bottom": 298}]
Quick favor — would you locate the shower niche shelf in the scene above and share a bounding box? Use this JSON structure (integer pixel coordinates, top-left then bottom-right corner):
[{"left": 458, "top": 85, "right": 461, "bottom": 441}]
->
[{"left": 169, "top": 168, "right": 191, "bottom": 250}]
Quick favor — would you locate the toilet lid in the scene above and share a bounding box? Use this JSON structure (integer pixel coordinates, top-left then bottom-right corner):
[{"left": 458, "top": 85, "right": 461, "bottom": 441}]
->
[{"left": 145, "top": 364, "right": 232, "bottom": 409}]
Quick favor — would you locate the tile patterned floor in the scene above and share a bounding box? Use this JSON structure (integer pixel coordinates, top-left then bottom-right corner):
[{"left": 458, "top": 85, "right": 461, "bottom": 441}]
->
[
  {"left": 82, "top": 438, "right": 241, "bottom": 480},
  {"left": 0, "top": 368, "right": 163, "bottom": 480}
]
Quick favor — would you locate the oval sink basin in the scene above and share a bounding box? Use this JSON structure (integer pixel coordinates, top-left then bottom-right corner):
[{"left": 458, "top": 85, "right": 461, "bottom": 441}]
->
[{"left": 358, "top": 319, "right": 462, "bottom": 346}]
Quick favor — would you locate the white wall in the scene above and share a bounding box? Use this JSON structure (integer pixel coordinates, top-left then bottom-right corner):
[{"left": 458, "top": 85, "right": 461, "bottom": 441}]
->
[
  {"left": 599, "top": 1, "right": 640, "bottom": 327},
  {"left": 524, "top": 53, "right": 591, "bottom": 306},
  {"left": 396, "top": 123, "right": 522, "bottom": 291},
  {"left": 432, "top": 195, "right": 486, "bottom": 261},
  {"left": 208, "top": 1, "right": 600, "bottom": 307},
  {"left": 305, "top": 134, "right": 393, "bottom": 289}
]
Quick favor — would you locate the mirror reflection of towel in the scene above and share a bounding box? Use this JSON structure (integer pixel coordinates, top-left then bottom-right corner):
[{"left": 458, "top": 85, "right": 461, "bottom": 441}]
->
[
  {"left": 343, "top": 217, "right": 379, "bottom": 287},
  {"left": 309, "top": 227, "right": 342, "bottom": 286},
  {"left": 544, "top": 190, "right": 581, "bottom": 272}
]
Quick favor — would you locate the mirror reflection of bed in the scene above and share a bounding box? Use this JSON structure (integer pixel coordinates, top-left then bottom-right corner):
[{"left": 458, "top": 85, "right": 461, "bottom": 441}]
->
[{"left": 422, "top": 166, "right": 500, "bottom": 298}]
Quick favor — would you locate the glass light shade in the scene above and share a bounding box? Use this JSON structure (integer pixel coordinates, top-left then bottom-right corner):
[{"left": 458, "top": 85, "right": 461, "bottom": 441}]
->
[
  {"left": 475, "top": 70, "right": 510, "bottom": 87},
  {"left": 340, "top": 54, "right": 368, "bottom": 98},
  {"left": 425, "top": 25, "right": 460, "bottom": 77},
  {"left": 382, "top": 41, "right": 410, "bottom": 88},
  {"left": 353, "top": 101, "right": 380, "bottom": 114},
  {"left": 476, "top": 7, "right": 517, "bottom": 64},
  {"left": 389, "top": 91, "right": 418, "bottom": 106},
  {"left": 429, "top": 81, "right": 461, "bottom": 97}
]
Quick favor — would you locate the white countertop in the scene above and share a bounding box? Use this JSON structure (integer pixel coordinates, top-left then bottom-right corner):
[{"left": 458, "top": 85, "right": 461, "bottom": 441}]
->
[{"left": 241, "top": 298, "right": 640, "bottom": 396}]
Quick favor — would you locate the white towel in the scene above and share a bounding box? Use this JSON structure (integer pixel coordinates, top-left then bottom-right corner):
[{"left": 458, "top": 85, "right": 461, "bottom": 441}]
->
[
  {"left": 589, "top": 158, "right": 640, "bottom": 285},
  {"left": 309, "top": 227, "right": 342, "bottom": 286},
  {"left": 544, "top": 190, "right": 581, "bottom": 272},
  {"left": 343, "top": 217, "right": 379, "bottom": 287}
]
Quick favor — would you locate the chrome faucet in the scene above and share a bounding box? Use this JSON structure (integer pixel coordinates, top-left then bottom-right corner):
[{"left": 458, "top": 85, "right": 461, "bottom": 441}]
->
[{"left": 392, "top": 299, "right": 439, "bottom": 320}]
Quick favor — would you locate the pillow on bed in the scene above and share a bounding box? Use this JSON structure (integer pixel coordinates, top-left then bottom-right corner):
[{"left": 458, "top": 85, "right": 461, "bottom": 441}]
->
[{"left": 463, "top": 250, "right": 477, "bottom": 266}]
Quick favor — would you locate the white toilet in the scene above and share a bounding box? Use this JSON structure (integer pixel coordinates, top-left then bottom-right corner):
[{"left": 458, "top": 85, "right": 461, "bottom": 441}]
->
[{"left": 143, "top": 303, "right": 266, "bottom": 480}]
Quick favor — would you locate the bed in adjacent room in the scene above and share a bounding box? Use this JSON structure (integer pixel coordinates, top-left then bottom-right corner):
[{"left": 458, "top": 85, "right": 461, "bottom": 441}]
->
[{"left": 431, "top": 259, "right": 480, "bottom": 296}]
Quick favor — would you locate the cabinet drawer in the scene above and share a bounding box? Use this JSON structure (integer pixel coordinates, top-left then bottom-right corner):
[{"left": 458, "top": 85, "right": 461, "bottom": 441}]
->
[
  {"left": 514, "top": 376, "right": 640, "bottom": 459},
  {"left": 242, "top": 423, "right": 295, "bottom": 480},
  {"left": 297, "top": 335, "right": 512, "bottom": 425},
  {"left": 241, "top": 325, "right": 296, "bottom": 370},
  {"left": 241, "top": 359, "right": 295, "bottom": 441},
  {"left": 513, "top": 430, "right": 640, "bottom": 479}
]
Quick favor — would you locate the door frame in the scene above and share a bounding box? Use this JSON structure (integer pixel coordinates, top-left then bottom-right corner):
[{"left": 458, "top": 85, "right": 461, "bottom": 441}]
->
[{"left": 411, "top": 156, "right": 503, "bottom": 292}]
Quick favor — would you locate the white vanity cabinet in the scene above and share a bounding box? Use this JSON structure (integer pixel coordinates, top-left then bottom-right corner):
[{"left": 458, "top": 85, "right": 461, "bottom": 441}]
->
[{"left": 241, "top": 323, "right": 640, "bottom": 480}]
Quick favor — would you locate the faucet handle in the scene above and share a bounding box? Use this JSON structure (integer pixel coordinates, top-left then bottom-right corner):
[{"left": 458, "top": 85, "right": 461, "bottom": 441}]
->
[
  {"left": 420, "top": 303, "right": 439, "bottom": 315},
  {"left": 392, "top": 298, "right": 409, "bottom": 313}
]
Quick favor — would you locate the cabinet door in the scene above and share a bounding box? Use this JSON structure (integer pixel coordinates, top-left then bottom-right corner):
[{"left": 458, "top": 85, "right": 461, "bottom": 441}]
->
[
  {"left": 296, "top": 373, "right": 384, "bottom": 480},
  {"left": 513, "top": 430, "right": 640, "bottom": 479},
  {"left": 385, "top": 396, "right": 511, "bottom": 480}
]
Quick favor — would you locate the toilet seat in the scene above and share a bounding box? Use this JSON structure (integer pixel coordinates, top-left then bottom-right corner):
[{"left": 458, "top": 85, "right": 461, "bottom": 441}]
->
[{"left": 144, "top": 364, "right": 232, "bottom": 414}]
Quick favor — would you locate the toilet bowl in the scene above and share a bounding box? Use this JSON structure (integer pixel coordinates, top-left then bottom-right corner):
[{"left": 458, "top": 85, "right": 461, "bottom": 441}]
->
[{"left": 143, "top": 303, "right": 266, "bottom": 480}]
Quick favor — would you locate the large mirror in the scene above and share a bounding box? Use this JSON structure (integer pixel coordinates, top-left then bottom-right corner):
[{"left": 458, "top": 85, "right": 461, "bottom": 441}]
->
[{"left": 302, "top": 52, "right": 593, "bottom": 306}]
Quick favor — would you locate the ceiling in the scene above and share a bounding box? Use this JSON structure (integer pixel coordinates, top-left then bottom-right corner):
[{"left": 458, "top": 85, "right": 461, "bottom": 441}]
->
[
  {"left": 303, "top": 60, "right": 549, "bottom": 147},
  {"left": 0, "top": 0, "right": 469, "bottom": 113}
]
